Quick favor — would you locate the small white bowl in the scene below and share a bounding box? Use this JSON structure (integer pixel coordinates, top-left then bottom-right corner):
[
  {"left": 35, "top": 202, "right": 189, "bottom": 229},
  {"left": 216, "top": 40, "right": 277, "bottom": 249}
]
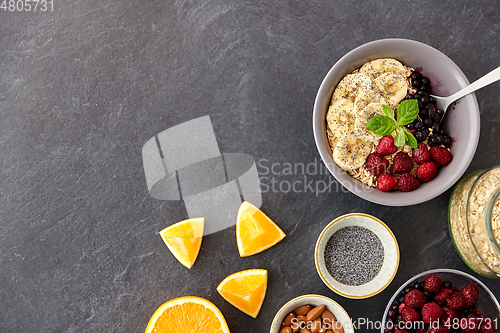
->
[
  {"left": 315, "top": 213, "right": 399, "bottom": 299},
  {"left": 269, "top": 294, "right": 354, "bottom": 333}
]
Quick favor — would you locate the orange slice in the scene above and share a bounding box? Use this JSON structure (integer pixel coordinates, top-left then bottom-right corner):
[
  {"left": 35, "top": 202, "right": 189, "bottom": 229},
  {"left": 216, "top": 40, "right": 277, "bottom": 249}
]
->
[
  {"left": 145, "top": 296, "right": 230, "bottom": 333},
  {"left": 236, "top": 201, "right": 286, "bottom": 257},
  {"left": 159, "top": 217, "right": 204, "bottom": 269},
  {"left": 216, "top": 269, "right": 268, "bottom": 318}
]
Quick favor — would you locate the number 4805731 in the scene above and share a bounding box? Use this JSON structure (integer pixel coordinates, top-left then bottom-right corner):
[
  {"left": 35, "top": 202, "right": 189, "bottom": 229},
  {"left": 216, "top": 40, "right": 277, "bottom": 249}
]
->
[{"left": 1, "top": 0, "right": 54, "bottom": 11}]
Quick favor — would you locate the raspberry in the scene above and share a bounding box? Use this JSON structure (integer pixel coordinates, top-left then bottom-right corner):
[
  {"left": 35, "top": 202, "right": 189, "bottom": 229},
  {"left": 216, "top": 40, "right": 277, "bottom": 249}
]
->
[
  {"left": 428, "top": 326, "right": 451, "bottom": 333},
  {"left": 480, "top": 317, "right": 495, "bottom": 333},
  {"left": 397, "top": 173, "right": 420, "bottom": 192},
  {"left": 461, "top": 285, "right": 479, "bottom": 307},
  {"left": 401, "top": 306, "right": 421, "bottom": 323},
  {"left": 462, "top": 316, "right": 480, "bottom": 333},
  {"left": 412, "top": 142, "right": 431, "bottom": 164},
  {"left": 430, "top": 146, "right": 453, "bottom": 166},
  {"left": 377, "top": 173, "right": 398, "bottom": 192},
  {"left": 422, "top": 302, "right": 443, "bottom": 324},
  {"left": 434, "top": 288, "right": 453, "bottom": 305},
  {"left": 404, "top": 289, "right": 426, "bottom": 309},
  {"left": 424, "top": 273, "right": 442, "bottom": 293},
  {"left": 390, "top": 152, "right": 414, "bottom": 174},
  {"left": 365, "top": 153, "right": 389, "bottom": 176},
  {"left": 441, "top": 306, "right": 457, "bottom": 325},
  {"left": 377, "top": 135, "right": 398, "bottom": 155},
  {"left": 416, "top": 161, "right": 439, "bottom": 182},
  {"left": 447, "top": 291, "right": 466, "bottom": 309}
]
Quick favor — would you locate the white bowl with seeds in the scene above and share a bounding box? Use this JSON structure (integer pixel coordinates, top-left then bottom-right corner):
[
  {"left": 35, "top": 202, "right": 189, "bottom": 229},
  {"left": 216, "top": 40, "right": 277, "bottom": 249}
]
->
[
  {"left": 313, "top": 38, "right": 480, "bottom": 206},
  {"left": 315, "top": 213, "right": 399, "bottom": 299}
]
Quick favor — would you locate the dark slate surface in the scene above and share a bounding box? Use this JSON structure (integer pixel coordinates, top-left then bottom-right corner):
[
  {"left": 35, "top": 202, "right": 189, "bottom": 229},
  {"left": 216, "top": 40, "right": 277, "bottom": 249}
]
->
[{"left": 1, "top": 1, "right": 500, "bottom": 332}]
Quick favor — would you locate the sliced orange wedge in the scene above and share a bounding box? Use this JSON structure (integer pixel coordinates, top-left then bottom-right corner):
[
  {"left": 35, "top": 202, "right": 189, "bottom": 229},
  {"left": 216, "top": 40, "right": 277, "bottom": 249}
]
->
[
  {"left": 145, "top": 296, "right": 230, "bottom": 333},
  {"left": 159, "top": 217, "right": 204, "bottom": 269},
  {"left": 216, "top": 269, "right": 268, "bottom": 318},
  {"left": 236, "top": 201, "right": 286, "bottom": 257}
]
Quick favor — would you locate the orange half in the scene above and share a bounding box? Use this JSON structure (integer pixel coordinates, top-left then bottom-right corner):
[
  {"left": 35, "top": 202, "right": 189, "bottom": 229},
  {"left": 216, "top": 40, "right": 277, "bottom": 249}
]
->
[
  {"left": 159, "top": 217, "right": 204, "bottom": 269},
  {"left": 216, "top": 269, "right": 268, "bottom": 318},
  {"left": 145, "top": 296, "right": 230, "bottom": 333},
  {"left": 236, "top": 201, "right": 286, "bottom": 257}
]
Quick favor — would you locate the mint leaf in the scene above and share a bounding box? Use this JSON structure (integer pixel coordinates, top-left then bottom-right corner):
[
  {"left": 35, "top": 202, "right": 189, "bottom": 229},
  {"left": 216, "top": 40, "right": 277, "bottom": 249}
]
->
[
  {"left": 404, "top": 129, "right": 418, "bottom": 149},
  {"left": 396, "top": 99, "right": 419, "bottom": 126},
  {"left": 394, "top": 128, "right": 406, "bottom": 147},
  {"left": 366, "top": 116, "right": 397, "bottom": 136},
  {"left": 382, "top": 104, "right": 395, "bottom": 120}
]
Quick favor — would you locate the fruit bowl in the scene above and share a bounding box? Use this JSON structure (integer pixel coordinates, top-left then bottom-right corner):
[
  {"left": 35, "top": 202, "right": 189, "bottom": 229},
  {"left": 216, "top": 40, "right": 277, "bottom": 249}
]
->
[
  {"left": 381, "top": 269, "right": 500, "bottom": 333},
  {"left": 312, "top": 38, "right": 480, "bottom": 206}
]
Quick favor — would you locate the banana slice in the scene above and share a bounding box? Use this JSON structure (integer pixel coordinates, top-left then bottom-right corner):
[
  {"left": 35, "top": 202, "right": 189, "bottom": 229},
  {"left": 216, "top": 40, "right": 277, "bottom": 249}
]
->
[
  {"left": 373, "top": 72, "right": 408, "bottom": 108},
  {"left": 326, "top": 99, "right": 355, "bottom": 138},
  {"left": 354, "top": 103, "right": 385, "bottom": 142},
  {"left": 353, "top": 90, "right": 385, "bottom": 115},
  {"left": 331, "top": 73, "right": 372, "bottom": 104},
  {"left": 359, "top": 58, "right": 406, "bottom": 80},
  {"left": 333, "top": 125, "right": 372, "bottom": 171}
]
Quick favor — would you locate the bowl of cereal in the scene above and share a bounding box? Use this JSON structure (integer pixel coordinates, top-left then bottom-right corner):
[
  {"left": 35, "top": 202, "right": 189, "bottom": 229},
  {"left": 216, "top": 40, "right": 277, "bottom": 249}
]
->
[{"left": 312, "top": 38, "right": 480, "bottom": 206}]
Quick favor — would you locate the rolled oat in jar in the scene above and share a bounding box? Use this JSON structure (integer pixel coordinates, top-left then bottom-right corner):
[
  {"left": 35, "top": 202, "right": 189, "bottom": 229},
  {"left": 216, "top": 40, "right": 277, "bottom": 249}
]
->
[{"left": 449, "top": 166, "right": 500, "bottom": 278}]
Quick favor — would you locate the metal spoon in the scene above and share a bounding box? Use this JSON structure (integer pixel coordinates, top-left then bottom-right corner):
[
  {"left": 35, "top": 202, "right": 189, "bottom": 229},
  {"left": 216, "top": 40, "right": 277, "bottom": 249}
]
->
[{"left": 431, "top": 65, "right": 500, "bottom": 120}]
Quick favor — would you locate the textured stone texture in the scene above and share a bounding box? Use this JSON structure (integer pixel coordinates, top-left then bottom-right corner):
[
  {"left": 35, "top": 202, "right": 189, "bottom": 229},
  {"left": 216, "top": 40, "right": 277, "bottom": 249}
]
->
[{"left": 1, "top": 0, "right": 500, "bottom": 332}]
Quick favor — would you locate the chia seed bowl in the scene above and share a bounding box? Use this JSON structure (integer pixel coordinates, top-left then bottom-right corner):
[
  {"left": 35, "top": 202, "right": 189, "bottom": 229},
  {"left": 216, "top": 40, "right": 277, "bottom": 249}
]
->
[{"left": 315, "top": 213, "right": 400, "bottom": 299}]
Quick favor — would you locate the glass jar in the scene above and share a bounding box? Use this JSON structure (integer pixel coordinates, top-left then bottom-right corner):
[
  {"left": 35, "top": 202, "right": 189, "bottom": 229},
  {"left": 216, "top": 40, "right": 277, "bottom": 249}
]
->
[{"left": 449, "top": 166, "right": 500, "bottom": 278}]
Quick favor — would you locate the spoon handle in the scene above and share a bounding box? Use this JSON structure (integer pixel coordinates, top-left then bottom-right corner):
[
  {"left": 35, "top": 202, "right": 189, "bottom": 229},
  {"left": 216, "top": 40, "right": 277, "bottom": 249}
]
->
[{"left": 446, "top": 66, "right": 500, "bottom": 104}]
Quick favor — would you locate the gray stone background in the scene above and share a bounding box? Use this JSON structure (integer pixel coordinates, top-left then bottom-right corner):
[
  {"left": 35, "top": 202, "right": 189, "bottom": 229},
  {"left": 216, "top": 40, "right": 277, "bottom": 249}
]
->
[{"left": 1, "top": 0, "right": 499, "bottom": 332}]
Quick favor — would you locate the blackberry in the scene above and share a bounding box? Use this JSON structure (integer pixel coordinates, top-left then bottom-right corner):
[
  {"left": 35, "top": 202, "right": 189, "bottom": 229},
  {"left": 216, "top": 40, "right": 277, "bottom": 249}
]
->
[
  {"left": 424, "top": 118, "right": 434, "bottom": 128},
  {"left": 387, "top": 309, "right": 397, "bottom": 320},
  {"left": 444, "top": 136, "right": 452, "bottom": 147},
  {"left": 432, "top": 123, "right": 441, "bottom": 132},
  {"left": 421, "top": 77, "right": 430, "bottom": 90},
  {"left": 410, "top": 72, "right": 423, "bottom": 80},
  {"left": 415, "top": 128, "right": 429, "bottom": 142}
]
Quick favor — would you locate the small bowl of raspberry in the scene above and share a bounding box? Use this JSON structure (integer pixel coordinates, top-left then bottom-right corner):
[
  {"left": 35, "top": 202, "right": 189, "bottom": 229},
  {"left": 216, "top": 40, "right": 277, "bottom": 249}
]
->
[
  {"left": 381, "top": 268, "right": 500, "bottom": 333},
  {"left": 313, "top": 38, "right": 480, "bottom": 206}
]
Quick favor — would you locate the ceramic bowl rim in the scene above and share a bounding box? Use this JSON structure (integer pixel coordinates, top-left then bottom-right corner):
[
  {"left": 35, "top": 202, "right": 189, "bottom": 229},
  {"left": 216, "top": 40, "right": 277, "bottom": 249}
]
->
[{"left": 314, "top": 213, "right": 400, "bottom": 299}]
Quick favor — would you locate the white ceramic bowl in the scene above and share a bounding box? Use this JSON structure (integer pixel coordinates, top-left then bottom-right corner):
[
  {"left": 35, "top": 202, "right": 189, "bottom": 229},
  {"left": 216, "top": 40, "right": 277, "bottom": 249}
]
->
[
  {"left": 315, "top": 213, "right": 399, "bottom": 299},
  {"left": 269, "top": 294, "right": 354, "bottom": 333},
  {"left": 313, "top": 38, "right": 480, "bottom": 206}
]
